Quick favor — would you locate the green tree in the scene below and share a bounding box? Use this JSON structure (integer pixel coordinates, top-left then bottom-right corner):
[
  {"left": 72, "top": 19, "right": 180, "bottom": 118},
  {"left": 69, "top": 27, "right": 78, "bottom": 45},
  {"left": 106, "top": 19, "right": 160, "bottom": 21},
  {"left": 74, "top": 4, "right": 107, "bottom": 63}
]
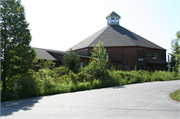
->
[
  {"left": 63, "top": 49, "right": 80, "bottom": 73},
  {"left": 85, "top": 41, "right": 109, "bottom": 80},
  {"left": 90, "top": 41, "right": 109, "bottom": 72},
  {"left": 36, "top": 58, "right": 56, "bottom": 70},
  {"left": 170, "top": 31, "right": 180, "bottom": 72},
  {"left": 1, "top": 0, "right": 37, "bottom": 91}
]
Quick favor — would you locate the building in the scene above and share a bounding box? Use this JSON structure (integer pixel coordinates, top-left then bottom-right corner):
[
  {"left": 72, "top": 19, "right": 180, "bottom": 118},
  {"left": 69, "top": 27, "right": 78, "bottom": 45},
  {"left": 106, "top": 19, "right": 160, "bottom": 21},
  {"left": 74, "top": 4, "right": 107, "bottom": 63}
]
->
[{"left": 35, "top": 11, "right": 167, "bottom": 71}]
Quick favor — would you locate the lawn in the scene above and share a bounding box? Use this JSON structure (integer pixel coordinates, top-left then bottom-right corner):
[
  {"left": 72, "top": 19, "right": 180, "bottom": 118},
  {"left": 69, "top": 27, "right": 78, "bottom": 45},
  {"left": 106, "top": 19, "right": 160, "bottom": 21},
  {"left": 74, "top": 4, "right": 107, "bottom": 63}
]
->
[{"left": 170, "top": 89, "right": 180, "bottom": 102}]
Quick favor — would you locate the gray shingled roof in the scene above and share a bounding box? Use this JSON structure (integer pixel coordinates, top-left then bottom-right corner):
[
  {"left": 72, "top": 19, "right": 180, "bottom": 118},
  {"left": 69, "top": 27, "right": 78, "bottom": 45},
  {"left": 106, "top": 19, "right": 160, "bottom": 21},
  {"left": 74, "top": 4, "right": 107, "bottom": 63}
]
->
[
  {"left": 34, "top": 48, "right": 66, "bottom": 61},
  {"left": 69, "top": 25, "right": 166, "bottom": 51},
  {"left": 106, "top": 11, "right": 121, "bottom": 19}
]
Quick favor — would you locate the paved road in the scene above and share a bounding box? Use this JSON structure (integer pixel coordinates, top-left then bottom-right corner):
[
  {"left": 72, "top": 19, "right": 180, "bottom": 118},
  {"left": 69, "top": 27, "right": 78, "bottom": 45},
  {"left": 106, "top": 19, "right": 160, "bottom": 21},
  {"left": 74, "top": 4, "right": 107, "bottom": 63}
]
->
[{"left": 1, "top": 80, "right": 180, "bottom": 119}]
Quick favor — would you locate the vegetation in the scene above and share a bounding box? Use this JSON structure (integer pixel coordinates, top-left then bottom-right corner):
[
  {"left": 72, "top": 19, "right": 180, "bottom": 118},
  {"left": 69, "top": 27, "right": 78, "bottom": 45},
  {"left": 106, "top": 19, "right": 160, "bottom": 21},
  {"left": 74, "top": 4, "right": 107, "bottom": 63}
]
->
[
  {"left": 1, "top": 0, "right": 37, "bottom": 91},
  {"left": 63, "top": 49, "right": 80, "bottom": 73},
  {"left": 170, "top": 31, "right": 180, "bottom": 72},
  {"left": 170, "top": 89, "right": 180, "bottom": 102},
  {"left": 1, "top": 41, "right": 179, "bottom": 102}
]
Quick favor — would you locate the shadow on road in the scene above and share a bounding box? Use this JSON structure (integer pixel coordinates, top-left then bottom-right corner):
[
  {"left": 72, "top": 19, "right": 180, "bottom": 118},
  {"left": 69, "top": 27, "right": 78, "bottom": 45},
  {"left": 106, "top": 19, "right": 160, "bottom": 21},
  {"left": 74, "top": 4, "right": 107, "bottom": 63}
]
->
[
  {"left": 1, "top": 96, "right": 42, "bottom": 116},
  {"left": 112, "top": 85, "right": 125, "bottom": 89}
]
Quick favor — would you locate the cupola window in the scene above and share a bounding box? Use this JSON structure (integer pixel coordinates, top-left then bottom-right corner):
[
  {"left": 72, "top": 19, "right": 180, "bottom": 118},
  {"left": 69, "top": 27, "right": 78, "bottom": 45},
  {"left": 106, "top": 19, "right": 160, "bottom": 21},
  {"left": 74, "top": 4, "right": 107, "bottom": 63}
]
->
[{"left": 106, "top": 11, "right": 121, "bottom": 26}]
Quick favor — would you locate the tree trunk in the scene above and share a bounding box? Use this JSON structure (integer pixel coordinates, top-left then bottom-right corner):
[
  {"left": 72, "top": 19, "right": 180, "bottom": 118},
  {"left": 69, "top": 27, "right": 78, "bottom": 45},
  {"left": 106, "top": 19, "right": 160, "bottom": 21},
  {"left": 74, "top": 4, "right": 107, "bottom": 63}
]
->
[{"left": 2, "top": 69, "right": 7, "bottom": 91}]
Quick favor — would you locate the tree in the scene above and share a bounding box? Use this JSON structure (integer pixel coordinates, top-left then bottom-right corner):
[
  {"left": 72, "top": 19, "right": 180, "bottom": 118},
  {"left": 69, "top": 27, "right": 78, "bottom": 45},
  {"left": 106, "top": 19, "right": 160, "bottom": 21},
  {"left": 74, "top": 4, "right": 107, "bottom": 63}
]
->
[
  {"left": 36, "top": 58, "right": 56, "bottom": 70},
  {"left": 1, "top": 0, "right": 37, "bottom": 91},
  {"left": 90, "top": 41, "right": 109, "bottom": 71},
  {"left": 85, "top": 41, "right": 109, "bottom": 80},
  {"left": 63, "top": 49, "right": 80, "bottom": 73},
  {"left": 170, "top": 31, "right": 180, "bottom": 71}
]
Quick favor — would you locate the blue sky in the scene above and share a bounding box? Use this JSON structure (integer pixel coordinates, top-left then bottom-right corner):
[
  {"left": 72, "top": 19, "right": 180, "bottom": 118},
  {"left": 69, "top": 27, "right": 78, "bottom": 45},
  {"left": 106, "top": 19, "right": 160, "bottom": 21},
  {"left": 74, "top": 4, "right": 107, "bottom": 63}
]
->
[{"left": 21, "top": 0, "right": 179, "bottom": 60}]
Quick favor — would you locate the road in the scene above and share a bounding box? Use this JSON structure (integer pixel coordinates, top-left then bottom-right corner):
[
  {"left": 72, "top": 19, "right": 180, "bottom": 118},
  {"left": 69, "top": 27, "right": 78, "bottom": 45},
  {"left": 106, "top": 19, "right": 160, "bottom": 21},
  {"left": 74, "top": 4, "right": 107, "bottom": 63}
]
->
[{"left": 1, "top": 80, "right": 180, "bottom": 119}]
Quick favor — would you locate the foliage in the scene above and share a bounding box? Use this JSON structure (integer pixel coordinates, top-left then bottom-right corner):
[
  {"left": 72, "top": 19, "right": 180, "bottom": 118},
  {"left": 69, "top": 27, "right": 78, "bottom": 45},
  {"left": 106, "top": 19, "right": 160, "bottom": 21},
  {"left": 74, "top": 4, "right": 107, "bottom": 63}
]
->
[
  {"left": 36, "top": 58, "right": 55, "bottom": 70},
  {"left": 53, "top": 66, "right": 69, "bottom": 76},
  {"left": 1, "top": 69, "right": 179, "bottom": 102},
  {"left": 69, "top": 71, "right": 78, "bottom": 85},
  {"left": 15, "top": 69, "right": 42, "bottom": 98},
  {"left": 83, "top": 41, "right": 109, "bottom": 81},
  {"left": 1, "top": 0, "right": 37, "bottom": 91},
  {"left": 170, "top": 31, "right": 180, "bottom": 72},
  {"left": 63, "top": 49, "right": 80, "bottom": 73},
  {"left": 38, "top": 68, "right": 55, "bottom": 93},
  {"left": 90, "top": 41, "right": 109, "bottom": 75},
  {"left": 170, "top": 89, "right": 180, "bottom": 102}
]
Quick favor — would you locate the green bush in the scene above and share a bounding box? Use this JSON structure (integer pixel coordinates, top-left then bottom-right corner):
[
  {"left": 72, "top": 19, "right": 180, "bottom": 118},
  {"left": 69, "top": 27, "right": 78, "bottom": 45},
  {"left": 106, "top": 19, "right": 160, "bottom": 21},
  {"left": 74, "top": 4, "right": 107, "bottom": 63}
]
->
[
  {"left": 1, "top": 91, "right": 17, "bottom": 102},
  {"left": 76, "top": 82, "right": 91, "bottom": 91},
  {"left": 53, "top": 66, "right": 69, "bottom": 76},
  {"left": 38, "top": 68, "right": 55, "bottom": 93},
  {"left": 92, "top": 79, "right": 100, "bottom": 88}
]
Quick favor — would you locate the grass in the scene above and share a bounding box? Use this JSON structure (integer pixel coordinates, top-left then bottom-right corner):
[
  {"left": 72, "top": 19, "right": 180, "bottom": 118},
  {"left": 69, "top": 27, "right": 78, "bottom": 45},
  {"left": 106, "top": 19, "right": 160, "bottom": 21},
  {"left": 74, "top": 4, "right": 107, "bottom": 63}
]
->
[
  {"left": 170, "top": 89, "right": 180, "bottom": 102},
  {"left": 1, "top": 70, "right": 179, "bottom": 102}
]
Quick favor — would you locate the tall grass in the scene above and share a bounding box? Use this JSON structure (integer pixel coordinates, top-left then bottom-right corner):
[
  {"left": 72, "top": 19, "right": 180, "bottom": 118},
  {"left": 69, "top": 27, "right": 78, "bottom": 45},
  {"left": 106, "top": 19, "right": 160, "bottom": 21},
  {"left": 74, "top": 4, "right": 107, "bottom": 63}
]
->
[{"left": 1, "top": 70, "right": 179, "bottom": 102}]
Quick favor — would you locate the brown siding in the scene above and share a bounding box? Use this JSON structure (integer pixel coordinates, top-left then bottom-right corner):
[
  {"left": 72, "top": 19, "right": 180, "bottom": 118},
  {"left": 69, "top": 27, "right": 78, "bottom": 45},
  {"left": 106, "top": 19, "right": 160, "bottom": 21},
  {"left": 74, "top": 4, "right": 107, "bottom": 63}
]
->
[
  {"left": 123, "top": 47, "right": 137, "bottom": 70},
  {"left": 106, "top": 47, "right": 123, "bottom": 61},
  {"left": 137, "top": 47, "right": 166, "bottom": 61}
]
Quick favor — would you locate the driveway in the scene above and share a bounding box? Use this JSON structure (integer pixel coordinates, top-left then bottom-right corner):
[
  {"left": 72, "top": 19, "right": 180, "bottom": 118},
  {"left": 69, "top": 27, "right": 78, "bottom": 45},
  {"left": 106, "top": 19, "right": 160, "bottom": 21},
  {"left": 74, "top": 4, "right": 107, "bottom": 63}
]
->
[{"left": 1, "top": 80, "right": 180, "bottom": 119}]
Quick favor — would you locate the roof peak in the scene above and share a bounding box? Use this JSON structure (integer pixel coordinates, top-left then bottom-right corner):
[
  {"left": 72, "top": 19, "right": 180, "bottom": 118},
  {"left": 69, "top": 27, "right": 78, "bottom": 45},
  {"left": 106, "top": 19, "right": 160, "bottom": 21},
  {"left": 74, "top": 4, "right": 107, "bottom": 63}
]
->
[{"left": 106, "top": 11, "right": 121, "bottom": 19}]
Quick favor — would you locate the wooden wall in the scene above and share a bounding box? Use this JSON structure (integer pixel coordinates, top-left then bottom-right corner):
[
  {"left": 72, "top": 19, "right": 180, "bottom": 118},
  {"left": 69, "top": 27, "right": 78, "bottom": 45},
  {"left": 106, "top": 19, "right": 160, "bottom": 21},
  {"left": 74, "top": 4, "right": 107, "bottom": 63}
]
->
[{"left": 50, "top": 46, "right": 167, "bottom": 71}]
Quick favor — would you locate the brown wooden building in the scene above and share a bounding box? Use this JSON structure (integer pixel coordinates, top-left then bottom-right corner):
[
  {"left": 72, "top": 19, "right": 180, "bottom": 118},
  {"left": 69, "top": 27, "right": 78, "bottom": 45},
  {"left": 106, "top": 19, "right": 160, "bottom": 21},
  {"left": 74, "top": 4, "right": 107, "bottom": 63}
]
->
[{"left": 35, "top": 11, "right": 167, "bottom": 71}]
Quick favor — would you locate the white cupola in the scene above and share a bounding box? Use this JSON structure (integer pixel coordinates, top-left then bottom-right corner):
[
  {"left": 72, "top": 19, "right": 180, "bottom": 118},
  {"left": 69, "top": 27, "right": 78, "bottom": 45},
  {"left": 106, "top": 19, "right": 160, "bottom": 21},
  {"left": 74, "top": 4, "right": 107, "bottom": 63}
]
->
[{"left": 106, "top": 11, "right": 121, "bottom": 25}]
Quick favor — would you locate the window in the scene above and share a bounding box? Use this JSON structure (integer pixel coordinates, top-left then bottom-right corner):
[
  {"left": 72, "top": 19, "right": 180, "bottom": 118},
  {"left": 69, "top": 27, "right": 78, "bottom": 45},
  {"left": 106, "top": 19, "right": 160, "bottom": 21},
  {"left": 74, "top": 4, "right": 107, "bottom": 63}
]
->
[
  {"left": 86, "top": 62, "right": 89, "bottom": 66},
  {"left": 118, "top": 65, "right": 123, "bottom": 70},
  {"left": 80, "top": 62, "right": 83, "bottom": 67},
  {"left": 111, "top": 17, "right": 115, "bottom": 22},
  {"left": 145, "top": 52, "right": 152, "bottom": 59},
  {"left": 107, "top": 17, "right": 119, "bottom": 25},
  {"left": 138, "top": 58, "right": 144, "bottom": 61},
  {"left": 116, "top": 17, "right": 119, "bottom": 22},
  {"left": 138, "top": 65, "right": 145, "bottom": 70},
  {"left": 153, "top": 52, "right": 159, "bottom": 59},
  {"left": 108, "top": 18, "right": 111, "bottom": 23}
]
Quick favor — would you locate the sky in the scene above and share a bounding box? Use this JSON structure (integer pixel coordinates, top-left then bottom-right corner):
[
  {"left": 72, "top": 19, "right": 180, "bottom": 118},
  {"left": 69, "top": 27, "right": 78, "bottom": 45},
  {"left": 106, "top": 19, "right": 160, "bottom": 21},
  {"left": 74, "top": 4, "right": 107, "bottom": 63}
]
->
[{"left": 21, "top": 0, "right": 179, "bottom": 60}]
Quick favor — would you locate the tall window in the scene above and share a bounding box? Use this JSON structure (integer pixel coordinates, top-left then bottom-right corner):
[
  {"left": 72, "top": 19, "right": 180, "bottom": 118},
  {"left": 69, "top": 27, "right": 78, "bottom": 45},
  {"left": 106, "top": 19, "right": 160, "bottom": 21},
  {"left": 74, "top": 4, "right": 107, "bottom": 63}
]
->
[
  {"left": 145, "top": 52, "right": 152, "bottom": 59},
  {"left": 153, "top": 52, "right": 159, "bottom": 59}
]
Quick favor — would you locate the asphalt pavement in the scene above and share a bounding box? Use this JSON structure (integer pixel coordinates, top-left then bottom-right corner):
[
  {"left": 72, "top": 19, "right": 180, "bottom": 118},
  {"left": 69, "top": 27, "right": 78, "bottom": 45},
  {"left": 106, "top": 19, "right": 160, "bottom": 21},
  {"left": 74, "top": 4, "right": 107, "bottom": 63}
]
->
[{"left": 1, "top": 80, "right": 180, "bottom": 119}]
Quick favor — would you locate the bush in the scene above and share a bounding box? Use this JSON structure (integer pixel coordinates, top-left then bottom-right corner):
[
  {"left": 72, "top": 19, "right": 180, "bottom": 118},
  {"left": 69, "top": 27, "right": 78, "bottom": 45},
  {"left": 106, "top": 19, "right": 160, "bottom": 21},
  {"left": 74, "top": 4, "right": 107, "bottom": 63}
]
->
[
  {"left": 1, "top": 91, "right": 17, "bottom": 102},
  {"left": 53, "top": 66, "right": 69, "bottom": 76},
  {"left": 38, "top": 68, "right": 55, "bottom": 93},
  {"left": 69, "top": 71, "right": 78, "bottom": 85}
]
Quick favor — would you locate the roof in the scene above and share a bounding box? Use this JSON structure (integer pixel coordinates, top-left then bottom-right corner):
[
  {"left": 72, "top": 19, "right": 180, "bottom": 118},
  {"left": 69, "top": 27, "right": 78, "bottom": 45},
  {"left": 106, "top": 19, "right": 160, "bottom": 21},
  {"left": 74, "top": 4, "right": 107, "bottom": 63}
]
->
[
  {"left": 34, "top": 47, "right": 66, "bottom": 61},
  {"left": 106, "top": 11, "right": 121, "bottom": 19},
  {"left": 146, "top": 59, "right": 167, "bottom": 64},
  {"left": 34, "top": 47, "right": 92, "bottom": 60},
  {"left": 69, "top": 25, "right": 166, "bottom": 51}
]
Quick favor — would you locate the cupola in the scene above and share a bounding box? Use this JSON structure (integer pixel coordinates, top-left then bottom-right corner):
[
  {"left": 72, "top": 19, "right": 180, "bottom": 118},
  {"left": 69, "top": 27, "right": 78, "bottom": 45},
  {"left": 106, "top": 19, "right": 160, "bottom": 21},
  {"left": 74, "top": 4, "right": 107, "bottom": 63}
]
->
[{"left": 106, "top": 11, "right": 121, "bottom": 25}]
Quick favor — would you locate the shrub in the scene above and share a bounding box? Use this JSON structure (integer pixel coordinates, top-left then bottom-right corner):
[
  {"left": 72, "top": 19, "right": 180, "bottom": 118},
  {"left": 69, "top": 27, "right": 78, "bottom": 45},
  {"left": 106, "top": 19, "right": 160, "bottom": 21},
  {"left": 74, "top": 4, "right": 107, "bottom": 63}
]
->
[
  {"left": 1, "top": 91, "right": 16, "bottom": 102},
  {"left": 38, "top": 68, "right": 55, "bottom": 93},
  {"left": 53, "top": 66, "right": 69, "bottom": 76},
  {"left": 92, "top": 79, "right": 100, "bottom": 88},
  {"left": 77, "top": 70, "right": 87, "bottom": 82},
  {"left": 69, "top": 71, "right": 78, "bottom": 85},
  {"left": 76, "top": 82, "right": 91, "bottom": 91}
]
